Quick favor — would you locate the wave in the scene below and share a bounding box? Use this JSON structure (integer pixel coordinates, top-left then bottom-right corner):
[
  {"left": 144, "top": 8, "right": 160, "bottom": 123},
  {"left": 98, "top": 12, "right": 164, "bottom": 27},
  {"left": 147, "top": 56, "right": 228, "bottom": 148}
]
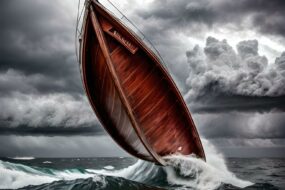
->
[
  {"left": 161, "top": 139, "right": 252, "bottom": 189},
  {"left": 86, "top": 140, "right": 252, "bottom": 190},
  {"left": 42, "top": 161, "right": 52, "bottom": 164},
  {"left": 0, "top": 140, "right": 256, "bottom": 190},
  {"left": 0, "top": 160, "right": 104, "bottom": 189},
  {"left": 18, "top": 176, "right": 167, "bottom": 190}
]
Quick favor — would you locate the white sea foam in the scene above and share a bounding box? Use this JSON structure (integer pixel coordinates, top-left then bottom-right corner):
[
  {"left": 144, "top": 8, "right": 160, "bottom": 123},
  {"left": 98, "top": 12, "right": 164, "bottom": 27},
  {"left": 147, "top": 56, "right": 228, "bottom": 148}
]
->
[
  {"left": 10, "top": 157, "right": 35, "bottom": 160},
  {"left": 0, "top": 161, "right": 105, "bottom": 189},
  {"left": 1, "top": 139, "right": 253, "bottom": 189},
  {"left": 43, "top": 161, "right": 52, "bottom": 164},
  {"left": 0, "top": 161, "right": 56, "bottom": 189},
  {"left": 88, "top": 139, "right": 252, "bottom": 189},
  {"left": 163, "top": 139, "right": 252, "bottom": 189},
  {"left": 103, "top": 165, "right": 114, "bottom": 170},
  {"left": 87, "top": 160, "right": 158, "bottom": 182}
]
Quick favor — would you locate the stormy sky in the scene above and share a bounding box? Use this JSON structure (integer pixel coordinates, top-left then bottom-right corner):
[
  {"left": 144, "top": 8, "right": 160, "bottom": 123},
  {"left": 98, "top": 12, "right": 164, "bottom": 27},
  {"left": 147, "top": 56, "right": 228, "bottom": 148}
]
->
[{"left": 0, "top": 0, "right": 285, "bottom": 157}]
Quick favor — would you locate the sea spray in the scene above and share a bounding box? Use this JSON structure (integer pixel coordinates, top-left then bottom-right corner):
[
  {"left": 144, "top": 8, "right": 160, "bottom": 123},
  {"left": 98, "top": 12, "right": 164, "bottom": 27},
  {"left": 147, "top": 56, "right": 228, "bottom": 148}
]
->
[
  {"left": 86, "top": 139, "right": 252, "bottom": 189},
  {"left": 0, "top": 161, "right": 57, "bottom": 189},
  {"left": 87, "top": 160, "right": 164, "bottom": 184},
  {"left": 163, "top": 139, "right": 252, "bottom": 190},
  {"left": 0, "top": 140, "right": 253, "bottom": 189}
]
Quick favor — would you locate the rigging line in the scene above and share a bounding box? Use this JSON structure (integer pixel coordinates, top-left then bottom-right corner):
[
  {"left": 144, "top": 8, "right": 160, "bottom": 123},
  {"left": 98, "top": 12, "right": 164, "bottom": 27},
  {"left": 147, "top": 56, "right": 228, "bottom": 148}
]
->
[
  {"left": 77, "top": 3, "right": 86, "bottom": 26},
  {"left": 76, "top": 10, "right": 85, "bottom": 36},
  {"left": 75, "top": 0, "right": 86, "bottom": 63},
  {"left": 75, "top": 0, "right": 91, "bottom": 64},
  {"left": 75, "top": 0, "right": 81, "bottom": 64},
  {"left": 104, "top": 0, "right": 169, "bottom": 70}
]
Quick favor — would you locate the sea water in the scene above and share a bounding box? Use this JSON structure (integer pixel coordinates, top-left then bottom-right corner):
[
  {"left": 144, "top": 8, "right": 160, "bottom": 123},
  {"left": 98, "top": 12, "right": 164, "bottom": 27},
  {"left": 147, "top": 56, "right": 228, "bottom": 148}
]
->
[{"left": 0, "top": 141, "right": 284, "bottom": 189}]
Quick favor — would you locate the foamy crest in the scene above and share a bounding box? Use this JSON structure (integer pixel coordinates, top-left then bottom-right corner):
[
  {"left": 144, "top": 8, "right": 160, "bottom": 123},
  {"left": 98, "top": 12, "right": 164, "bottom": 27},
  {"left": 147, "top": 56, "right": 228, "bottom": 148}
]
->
[
  {"left": 0, "top": 161, "right": 105, "bottom": 189},
  {"left": 87, "top": 160, "right": 158, "bottom": 182},
  {"left": 103, "top": 165, "right": 115, "bottom": 170},
  {"left": 164, "top": 139, "right": 253, "bottom": 190},
  {"left": 0, "top": 161, "right": 56, "bottom": 189},
  {"left": 1, "top": 140, "right": 253, "bottom": 189},
  {"left": 87, "top": 140, "right": 253, "bottom": 189}
]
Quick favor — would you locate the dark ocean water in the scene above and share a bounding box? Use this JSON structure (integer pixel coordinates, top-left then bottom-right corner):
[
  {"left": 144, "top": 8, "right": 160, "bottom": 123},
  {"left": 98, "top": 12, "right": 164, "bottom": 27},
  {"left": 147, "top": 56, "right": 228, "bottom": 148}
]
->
[{"left": 0, "top": 157, "right": 284, "bottom": 190}]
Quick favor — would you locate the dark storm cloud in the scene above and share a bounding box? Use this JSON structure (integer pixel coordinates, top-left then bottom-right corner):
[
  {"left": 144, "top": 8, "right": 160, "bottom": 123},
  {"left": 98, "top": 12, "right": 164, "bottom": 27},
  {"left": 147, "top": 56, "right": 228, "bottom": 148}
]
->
[
  {"left": 218, "top": 0, "right": 285, "bottom": 37},
  {"left": 137, "top": 0, "right": 216, "bottom": 29},
  {"left": 118, "top": 0, "right": 285, "bottom": 95},
  {"left": 207, "top": 138, "right": 285, "bottom": 157},
  {"left": 194, "top": 112, "right": 285, "bottom": 139},
  {"left": 190, "top": 94, "right": 285, "bottom": 113},
  {"left": 0, "top": 0, "right": 285, "bottom": 157},
  {"left": 0, "top": 126, "right": 101, "bottom": 136},
  {"left": 209, "top": 138, "right": 285, "bottom": 148},
  {"left": 185, "top": 37, "right": 285, "bottom": 112},
  {"left": 0, "top": 135, "right": 127, "bottom": 157},
  {"left": 0, "top": 70, "right": 80, "bottom": 96},
  {"left": 136, "top": 0, "right": 285, "bottom": 37},
  {"left": 0, "top": 0, "right": 101, "bottom": 135},
  {"left": 0, "top": 0, "right": 83, "bottom": 95},
  {"left": 0, "top": 93, "right": 102, "bottom": 134}
]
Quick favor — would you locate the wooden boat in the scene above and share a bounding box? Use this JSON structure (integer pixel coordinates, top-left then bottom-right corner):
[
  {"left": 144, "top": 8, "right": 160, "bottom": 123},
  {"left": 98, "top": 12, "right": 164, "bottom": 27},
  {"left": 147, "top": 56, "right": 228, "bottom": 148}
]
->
[{"left": 79, "top": 0, "right": 205, "bottom": 165}]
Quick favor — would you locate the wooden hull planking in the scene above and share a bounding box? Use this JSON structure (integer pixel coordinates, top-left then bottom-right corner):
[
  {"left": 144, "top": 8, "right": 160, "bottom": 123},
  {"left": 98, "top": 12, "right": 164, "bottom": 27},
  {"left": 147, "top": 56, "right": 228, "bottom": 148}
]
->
[{"left": 80, "top": 1, "right": 206, "bottom": 165}]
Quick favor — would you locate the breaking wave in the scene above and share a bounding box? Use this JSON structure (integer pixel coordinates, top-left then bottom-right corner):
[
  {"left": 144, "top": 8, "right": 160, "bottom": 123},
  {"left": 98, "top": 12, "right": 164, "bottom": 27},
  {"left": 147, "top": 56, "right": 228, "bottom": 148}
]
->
[{"left": 0, "top": 140, "right": 259, "bottom": 190}]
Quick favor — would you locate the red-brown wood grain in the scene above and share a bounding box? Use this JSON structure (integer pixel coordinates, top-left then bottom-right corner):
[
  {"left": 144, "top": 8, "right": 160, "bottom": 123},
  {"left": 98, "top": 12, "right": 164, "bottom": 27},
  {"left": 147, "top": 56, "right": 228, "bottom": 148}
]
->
[{"left": 80, "top": 0, "right": 206, "bottom": 165}]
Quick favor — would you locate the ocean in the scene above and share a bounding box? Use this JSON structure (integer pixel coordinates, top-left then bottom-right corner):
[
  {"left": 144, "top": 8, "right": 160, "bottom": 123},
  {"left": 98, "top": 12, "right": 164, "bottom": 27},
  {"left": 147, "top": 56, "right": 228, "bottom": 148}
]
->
[{"left": 0, "top": 156, "right": 284, "bottom": 190}]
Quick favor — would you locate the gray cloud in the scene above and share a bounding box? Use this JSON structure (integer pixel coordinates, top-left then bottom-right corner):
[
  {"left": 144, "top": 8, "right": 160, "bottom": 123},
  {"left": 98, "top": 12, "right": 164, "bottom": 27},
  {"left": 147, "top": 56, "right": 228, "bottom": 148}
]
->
[
  {"left": 208, "top": 138, "right": 285, "bottom": 157},
  {"left": 136, "top": 0, "right": 285, "bottom": 37},
  {"left": 210, "top": 138, "right": 285, "bottom": 148},
  {"left": 185, "top": 37, "right": 285, "bottom": 112},
  {"left": 193, "top": 112, "right": 285, "bottom": 139},
  {"left": 0, "top": 0, "right": 82, "bottom": 95},
  {"left": 0, "top": 69, "right": 81, "bottom": 96},
  {"left": 0, "top": 135, "right": 127, "bottom": 157},
  {"left": 0, "top": 93, "right": 101, "bottom": 135},
  {"left": 0, "top": 126, "right": 101, "bottom": 136},
  {"left": 1, "top": 0, "right": 285, "bottom": 157},
  {"left": 125, "top": 0, "right": 285, "bottom": 90},
  {"left": 0, "top": 0, "right": 99, "bottom": 136}
]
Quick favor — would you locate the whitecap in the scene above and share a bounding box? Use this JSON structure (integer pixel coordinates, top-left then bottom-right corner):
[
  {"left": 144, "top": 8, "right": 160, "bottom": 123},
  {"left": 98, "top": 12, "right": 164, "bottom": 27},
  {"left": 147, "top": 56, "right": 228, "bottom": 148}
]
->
[
  {"left": 0, "top": 160, "right": 105, "bottom": 189},
  {"left": 43, "top": 161, "right": 52, "bottom": 164},
  {"left": 103, "top": 165, "right": 114, "bottom": 170},
  {"left": 163, "top": 139, "right": 253, "bottom": 190},
  {"left": 87, "top": 139, "right": 253, "bottom": 190},
  {"left": 11, "top": 157, "right": 35, "bottom": 160}
]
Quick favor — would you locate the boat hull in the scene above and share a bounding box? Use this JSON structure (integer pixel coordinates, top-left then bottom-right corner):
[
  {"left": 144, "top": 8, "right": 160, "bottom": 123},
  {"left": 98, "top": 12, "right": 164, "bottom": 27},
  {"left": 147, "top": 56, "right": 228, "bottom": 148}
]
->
[{"left": 80, "top": 1, "right": 205, "bottom": 164}]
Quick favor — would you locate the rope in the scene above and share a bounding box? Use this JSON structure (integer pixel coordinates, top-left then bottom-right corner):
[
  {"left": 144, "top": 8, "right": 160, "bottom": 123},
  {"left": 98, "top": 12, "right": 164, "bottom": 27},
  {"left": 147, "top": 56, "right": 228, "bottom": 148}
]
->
[
  {"left": 75, "top": 0, "right": 81, "bottom": 64},
  {"left": 75, "top": 0, "right": 90, "bottom": 64}
]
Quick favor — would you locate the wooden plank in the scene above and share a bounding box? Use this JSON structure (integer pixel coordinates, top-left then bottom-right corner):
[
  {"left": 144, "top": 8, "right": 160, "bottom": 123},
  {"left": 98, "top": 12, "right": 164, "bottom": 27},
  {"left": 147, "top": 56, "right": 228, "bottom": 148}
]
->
[
  {"left": 89, "top": 6, "right": 165, "bottom": 165},
  {"left": 81, "top": 0, "right": 206, "bottom": 162},
  {"left": 99, "top": 17, "right": 138, "bottom": 54},
  {"left": 82, "top": 17, "right": 153, "bottom": 161}
]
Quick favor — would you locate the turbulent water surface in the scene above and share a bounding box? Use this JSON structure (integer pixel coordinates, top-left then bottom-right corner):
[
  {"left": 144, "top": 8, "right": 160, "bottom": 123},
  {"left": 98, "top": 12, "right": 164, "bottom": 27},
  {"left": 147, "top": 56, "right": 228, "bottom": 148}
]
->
[{"left": 0, "top": 156, "right": 284, "bottom": 190}]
